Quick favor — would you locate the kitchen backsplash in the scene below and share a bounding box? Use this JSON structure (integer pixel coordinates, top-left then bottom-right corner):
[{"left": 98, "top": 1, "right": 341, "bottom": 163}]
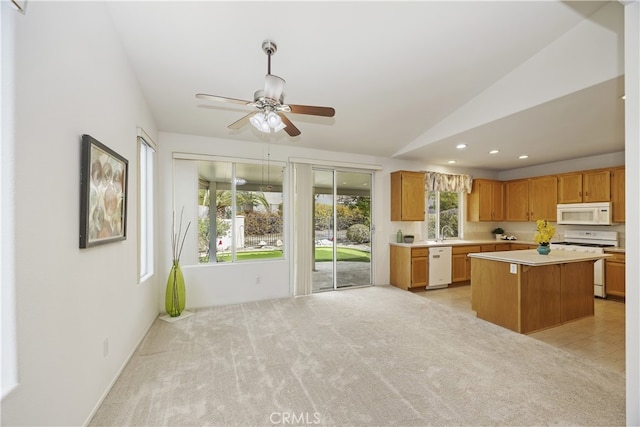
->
[{"left": 474, "top": 222, "right": 626, "bottom": 247}]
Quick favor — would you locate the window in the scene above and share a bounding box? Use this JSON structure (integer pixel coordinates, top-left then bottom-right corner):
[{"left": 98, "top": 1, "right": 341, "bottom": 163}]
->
[
  {"left": 138, "top": 134, "right": 155, "bottom": 281},
  {"left": 197, "top": 160, "right": 285, "bottom": 263},
  {"left": 426, "top": 191, "right": 460, "bottom": 240}
]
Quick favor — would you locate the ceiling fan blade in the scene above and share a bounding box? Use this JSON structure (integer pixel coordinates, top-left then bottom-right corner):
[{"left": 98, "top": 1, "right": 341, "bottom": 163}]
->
[
  {"left": 196, "top": 93, "right": 253, "bottom": 106},
  {"left": 278, "top": 113, "right": 301, "bottom": 137},
  {"left": 287, "top": 104, "right": 335, "bottom": 117},
  {"left": 228, "top": 112, "right": 254, "bottom": 130},
  {"left": 264, "top": 74, "right": 286, "bottom": 100}
]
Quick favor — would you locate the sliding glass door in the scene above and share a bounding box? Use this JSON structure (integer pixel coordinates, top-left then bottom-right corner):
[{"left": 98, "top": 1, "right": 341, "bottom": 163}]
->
[{"left": 312, "top": 168, "right": 372, "bottom": 292}]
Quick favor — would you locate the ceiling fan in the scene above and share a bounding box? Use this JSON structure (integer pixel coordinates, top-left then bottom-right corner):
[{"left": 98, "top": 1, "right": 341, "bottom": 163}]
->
[{"left": 196, "top": 40, "right": 335, "bottom": 137}]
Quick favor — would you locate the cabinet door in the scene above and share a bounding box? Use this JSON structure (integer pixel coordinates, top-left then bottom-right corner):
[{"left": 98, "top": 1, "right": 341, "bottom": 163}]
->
[
  {"left": 504, "top": 180, "right": 529, "bottom": 221},
  {"left": 451, "top": 254, "right": 468, "bottom": 282},
  {"left": 611, "top": 167, "right": 625, "bottom": 223},
  {"left": 529, "top": 176, "right": 557, "bottom": 221},
  {"left": 411, "top": 257, "right": 428, "bottom": 287},
  {"left": 391, "top": 171, "right": 425, "bottom": 221},
  {"left": 605, "top": 259, "right": 625, "bottom": 297},
  {"left": 491, "top": 181, "right": 504, "bottom": 221},
  {"left": 558, "top": 173, "right": 583, "bottom": 204},
  {"left": 477, "top": 180, "right": 494, "bottom": 221},
  {"left": 583, "top": 169, "right": 611, "bottom": 202}
]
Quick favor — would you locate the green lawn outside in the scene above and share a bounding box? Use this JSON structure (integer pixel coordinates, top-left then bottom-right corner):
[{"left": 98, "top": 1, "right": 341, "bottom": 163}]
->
[
  {"left": 214, "top": 246, "right": 370, "bottom": 263},
  {"left": 314, "top": 247, "right": 370, "bottom": 262}
]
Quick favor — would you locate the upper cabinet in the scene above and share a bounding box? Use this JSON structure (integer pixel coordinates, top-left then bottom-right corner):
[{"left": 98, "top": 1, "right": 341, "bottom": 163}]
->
[
  {"left": 504, "top": 179, "right": 530, "bottom": 221},
  {"left": 528, "top": 176, "right": 558, "bottom": 221},
  {"left": 558, "top": 169, "right": 610, "bottom": 204},
  {"left": 611, "top": 166, "right": 625, "bottom": 223},
  {"left": 390, "top": 171, "right": 425, "bottom": 221},
  {"left": 467, "top": 179, "right": 504, "bottom": 222}
]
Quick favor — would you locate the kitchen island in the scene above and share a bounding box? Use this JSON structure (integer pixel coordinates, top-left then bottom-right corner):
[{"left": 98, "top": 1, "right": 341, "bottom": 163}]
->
[{"left": 468, "top": 250, "right": 610, "bottom": 334}]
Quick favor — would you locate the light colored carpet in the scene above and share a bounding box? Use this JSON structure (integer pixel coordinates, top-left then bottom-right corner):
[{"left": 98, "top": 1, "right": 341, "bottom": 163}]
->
[{"left": 90, "top": 285, "right": 625, "bottom": 426}]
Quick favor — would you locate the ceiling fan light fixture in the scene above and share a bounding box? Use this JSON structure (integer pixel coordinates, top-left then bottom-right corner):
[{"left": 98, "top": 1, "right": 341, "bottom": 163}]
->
[
  {"left": 266, "top": 111, "right": 281, "bottom": 128},
  {"left": 249, "top": 112, "right": 265, "bottom": 128}
]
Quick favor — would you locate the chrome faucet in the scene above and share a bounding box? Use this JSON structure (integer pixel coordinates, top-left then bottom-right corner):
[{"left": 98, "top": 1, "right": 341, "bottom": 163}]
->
[{"left": 440, "top": 225, "right": 455, "bottom": 241}]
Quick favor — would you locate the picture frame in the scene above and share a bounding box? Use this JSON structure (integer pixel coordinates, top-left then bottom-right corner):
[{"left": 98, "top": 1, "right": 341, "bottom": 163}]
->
[{"left": 79, "top": 134, "right": 128, "bottom": 248}]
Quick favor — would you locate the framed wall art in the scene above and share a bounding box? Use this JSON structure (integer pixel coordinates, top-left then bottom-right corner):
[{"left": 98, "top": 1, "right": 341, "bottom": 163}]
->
[{"left": 79, "top": 134, "right": 128, "bottom": 248}]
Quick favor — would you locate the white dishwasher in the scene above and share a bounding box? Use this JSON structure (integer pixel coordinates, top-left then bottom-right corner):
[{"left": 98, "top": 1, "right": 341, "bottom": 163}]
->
[{"left": 427, "top": 246, "right": 452, "bottom": 290}]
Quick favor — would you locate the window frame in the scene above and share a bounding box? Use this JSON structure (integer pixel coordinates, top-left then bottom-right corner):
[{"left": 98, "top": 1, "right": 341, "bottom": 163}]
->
[
  {"left": 426, "top": 190, "right": 462, "bottom": 240},
  {"left": 186, "top": 155, "right": 286, "bottom": 264},
  {"left": 137, "top": 131, "right": 156, "bottom": 282}
]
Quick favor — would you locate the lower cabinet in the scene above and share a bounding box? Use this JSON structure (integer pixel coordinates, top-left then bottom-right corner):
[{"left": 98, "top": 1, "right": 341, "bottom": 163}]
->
[
  {"left": 509, "top": 243, "right": 537, "bottom": 250},
  {"left": 390, "top": 245, "right": 428, "bottom": 290},
  {"left": 605, "top": 252, "right": 625, "bottom": 298},
  {"left": 452, "top": 245, "right": 481, "bottom": 283}
]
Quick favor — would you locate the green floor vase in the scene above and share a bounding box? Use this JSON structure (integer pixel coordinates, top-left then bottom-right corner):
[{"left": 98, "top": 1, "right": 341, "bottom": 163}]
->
[{"left": 165, "top": 261, "right": 185, "bottom": 317}]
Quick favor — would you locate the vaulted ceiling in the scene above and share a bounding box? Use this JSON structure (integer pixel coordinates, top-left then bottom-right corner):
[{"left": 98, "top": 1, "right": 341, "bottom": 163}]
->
[{"left": 106, "top": 1, "right": 625, "bottom": 171}]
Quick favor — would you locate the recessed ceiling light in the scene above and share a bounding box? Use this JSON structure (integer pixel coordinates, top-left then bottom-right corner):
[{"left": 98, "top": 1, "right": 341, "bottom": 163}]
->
[
  {"left": 456, "top": 144, "right": 467, "bottom": 149},
  {"left": 519, "top": 155, "right": 529, "bottom": 159},
  {"left": 489, "top": 150, "right": 500, "bottom": 154},
  {"left": 448, "top": 160, "right": 456, "bottom": 164}
]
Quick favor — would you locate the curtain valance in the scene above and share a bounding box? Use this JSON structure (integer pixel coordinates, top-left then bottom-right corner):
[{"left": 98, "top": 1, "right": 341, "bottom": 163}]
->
[{"left": 424, "top": 171, "right": 473, "bottom": 194}]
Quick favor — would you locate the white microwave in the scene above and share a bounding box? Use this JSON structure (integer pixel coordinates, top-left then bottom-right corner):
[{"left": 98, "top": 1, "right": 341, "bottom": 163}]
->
[{"left": 556, "top": 202, "right": 612, "bottom": 225}]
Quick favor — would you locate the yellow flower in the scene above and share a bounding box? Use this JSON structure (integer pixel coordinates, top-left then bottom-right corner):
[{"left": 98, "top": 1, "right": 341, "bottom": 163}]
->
[{"left": 534, "top": 219, "right": 556, "bottom": 244}]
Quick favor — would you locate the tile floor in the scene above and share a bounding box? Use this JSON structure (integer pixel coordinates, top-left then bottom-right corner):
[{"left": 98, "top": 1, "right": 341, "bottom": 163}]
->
[{"left": 415, "top": 284, "right": 626, "bottom": 373}]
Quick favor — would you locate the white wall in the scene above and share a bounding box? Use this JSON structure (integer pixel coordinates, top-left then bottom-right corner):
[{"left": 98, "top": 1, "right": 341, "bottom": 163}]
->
[{"left": 0, "top": 3, "right": 158, "bottom": 426}]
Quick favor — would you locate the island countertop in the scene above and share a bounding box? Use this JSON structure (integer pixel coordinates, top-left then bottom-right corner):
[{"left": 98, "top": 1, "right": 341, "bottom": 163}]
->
[{"left": 468, "top": 249, "right": 610, "bottom": 266}]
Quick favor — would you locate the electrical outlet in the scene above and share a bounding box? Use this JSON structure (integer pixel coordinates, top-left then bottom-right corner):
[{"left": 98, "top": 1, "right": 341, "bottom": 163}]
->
[
  {"left": 510, "top": 264, "right": 517, "bottom": 274},
  {"left": 256, "top": 276, "right": 261, "bottom": 285},
  {"left": 103, "top": 338, "right": 109, "bottom": 358}
]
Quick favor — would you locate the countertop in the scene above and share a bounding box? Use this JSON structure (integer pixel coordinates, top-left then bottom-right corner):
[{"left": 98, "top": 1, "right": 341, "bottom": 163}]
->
[
  {"left": 468, "top": 249, "right": 611, "bottom": 266},
  {"left": 390, "top": 239, "right": 531, "bottom": 248},
  {"left": 390, "top": 239, "right": 626, "bottom": 253}
]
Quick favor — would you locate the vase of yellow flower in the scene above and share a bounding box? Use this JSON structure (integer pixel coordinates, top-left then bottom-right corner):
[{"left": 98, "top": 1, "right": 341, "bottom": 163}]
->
[{"left": 533, "top": 219, "right": 556, "bottom": 255}]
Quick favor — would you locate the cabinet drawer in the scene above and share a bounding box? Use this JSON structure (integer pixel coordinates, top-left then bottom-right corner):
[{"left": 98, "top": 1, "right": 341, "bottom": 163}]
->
[
  {"left": 412, "top": 248, "right": 429, "bottom": 258},
  {"left": 452, "top": 245, "right": 481, "bottom": 255},
  {"left": 495, "top": 243, "right": 511, "bottom": 251}
]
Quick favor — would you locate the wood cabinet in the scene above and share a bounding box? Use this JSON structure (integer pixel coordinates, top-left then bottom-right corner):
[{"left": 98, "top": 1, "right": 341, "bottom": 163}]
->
[
  {"left": 504, "top": 179, "right": 529, "bottom": 221},
  {"left": 509, "top": 243, "right": 537, "bottom": 250},
  {"left": 452, "top": 245, "right": 481, "bottom": 283},
  {"left": 411, "top": 250, "right": 429, "bottom": 287},
  {"left": 528, "top": 176, "right": 557, "bottom": 221},
  {"left": 605, "top": 251, "right": 625, "bottom": 298},
  {"left": 390, "top": 245, "right": 428, "bottom": 290},
  {"left": 583, "top": 169, "right": 611, "bottom": 202},
  {"left": 558, "top": 169, "right": 611, "bottom": 204},
  {"left": 557, "top": 172, "right": 583, "bottom": 204},
  {"left": 467, "top": 179, "right": 504, "bottom": 221},
  {"left": 467, "top": 179, "right": 504, "bottom": 222},
  {"left": 390, "top": 171, "right": 425, "bottom": 221},
  {"left": 471, "top": 257, "right": 594, "bottom": 334},
  {"left": 611, "top": 166, "right": 625, "bottom": 223}
]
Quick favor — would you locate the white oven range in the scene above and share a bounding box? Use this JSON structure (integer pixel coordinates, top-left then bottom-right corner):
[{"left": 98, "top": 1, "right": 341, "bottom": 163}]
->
[{"left": 550, "top": 230, "right": 618, "bottom": 298}]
